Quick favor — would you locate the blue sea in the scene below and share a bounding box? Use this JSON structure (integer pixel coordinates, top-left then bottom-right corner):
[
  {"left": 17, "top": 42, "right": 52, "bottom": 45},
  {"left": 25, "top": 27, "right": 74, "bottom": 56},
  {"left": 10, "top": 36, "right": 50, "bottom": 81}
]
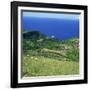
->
[{"left": 22, "top": 16, "right": 79, "bottom": 40}]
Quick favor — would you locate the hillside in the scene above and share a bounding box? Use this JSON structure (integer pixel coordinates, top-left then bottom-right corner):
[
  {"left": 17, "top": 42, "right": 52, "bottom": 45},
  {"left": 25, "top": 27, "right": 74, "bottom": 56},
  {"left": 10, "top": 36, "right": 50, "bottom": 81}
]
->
[
  {"left": 22, "top": 31, "right": 79, "bottom": 77},
  {"left": 23, "top": 31, "right": 79, "bottom": 61}
]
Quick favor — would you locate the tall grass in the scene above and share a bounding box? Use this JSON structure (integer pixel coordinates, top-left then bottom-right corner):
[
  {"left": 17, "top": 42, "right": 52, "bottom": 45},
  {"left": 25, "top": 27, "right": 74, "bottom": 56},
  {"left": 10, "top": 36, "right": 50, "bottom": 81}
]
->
[{"left": 22, "top": 55, "right": 79, "bottom": 77}]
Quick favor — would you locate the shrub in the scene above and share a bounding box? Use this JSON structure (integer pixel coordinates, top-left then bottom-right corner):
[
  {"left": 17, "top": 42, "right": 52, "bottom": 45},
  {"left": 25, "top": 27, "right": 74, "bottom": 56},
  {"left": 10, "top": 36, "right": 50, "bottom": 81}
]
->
[{"left": 66, "top": 49, "right": 79, "bottom": 61}]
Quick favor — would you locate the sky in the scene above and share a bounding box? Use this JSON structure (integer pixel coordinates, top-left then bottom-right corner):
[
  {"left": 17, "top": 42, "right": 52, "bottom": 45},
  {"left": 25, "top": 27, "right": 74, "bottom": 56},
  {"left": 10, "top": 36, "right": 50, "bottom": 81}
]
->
[
  {"left": 22, "top": 11, "right": 80, "bottom": 40},
  {"left": 23, "top": 12, "right": 80, "bottom": 20}
]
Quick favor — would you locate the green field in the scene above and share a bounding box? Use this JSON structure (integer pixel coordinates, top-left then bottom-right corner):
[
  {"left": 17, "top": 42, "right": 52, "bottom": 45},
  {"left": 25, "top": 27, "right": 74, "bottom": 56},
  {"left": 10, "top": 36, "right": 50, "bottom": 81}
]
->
[
  {"left": 22, "top": 55, "right": 79, "bottom": 77},
  {"left": 22, "top": 31, "right": 79, "bottom": 77}
]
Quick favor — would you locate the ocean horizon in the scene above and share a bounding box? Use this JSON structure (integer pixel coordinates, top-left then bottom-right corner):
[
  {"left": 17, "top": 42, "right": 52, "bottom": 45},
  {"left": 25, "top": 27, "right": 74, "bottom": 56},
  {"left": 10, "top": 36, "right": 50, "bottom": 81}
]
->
[{"left": 22, "top": 12, "right": 79, "bottom": 40}]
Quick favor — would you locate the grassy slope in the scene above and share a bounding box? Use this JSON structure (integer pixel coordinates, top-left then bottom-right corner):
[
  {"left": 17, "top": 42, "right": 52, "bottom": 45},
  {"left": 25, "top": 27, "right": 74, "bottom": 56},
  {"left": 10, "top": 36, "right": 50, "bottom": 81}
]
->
[
  {"left": 23, "top": 56, "right": 79, "bottom": 77},
  {"left": 22, "top": 31, "right": 79, "bottom": 77}
]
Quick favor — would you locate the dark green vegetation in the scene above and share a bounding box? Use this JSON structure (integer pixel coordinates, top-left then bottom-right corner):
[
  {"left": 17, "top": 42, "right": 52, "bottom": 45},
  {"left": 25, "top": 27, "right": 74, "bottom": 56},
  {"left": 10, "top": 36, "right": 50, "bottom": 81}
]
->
[{"left": 22, "top": 31, "right": 79, "bottom": 77}]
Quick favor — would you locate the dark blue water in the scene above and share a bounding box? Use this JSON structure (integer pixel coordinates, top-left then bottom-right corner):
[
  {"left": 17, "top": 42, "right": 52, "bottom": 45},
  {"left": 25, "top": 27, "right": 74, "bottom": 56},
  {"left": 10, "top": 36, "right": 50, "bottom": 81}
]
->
[{"left": 22, "top": 17, "right": 79, "bottom": 40}]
